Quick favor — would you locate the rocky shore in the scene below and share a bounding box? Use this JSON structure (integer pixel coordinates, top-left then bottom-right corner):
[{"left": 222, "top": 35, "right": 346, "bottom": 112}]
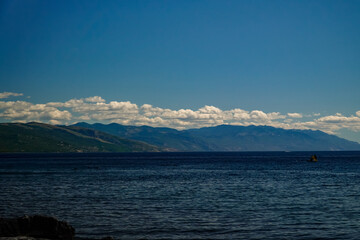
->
[{"left": 0, "top": 215, "right": 112, "bottom": 240}]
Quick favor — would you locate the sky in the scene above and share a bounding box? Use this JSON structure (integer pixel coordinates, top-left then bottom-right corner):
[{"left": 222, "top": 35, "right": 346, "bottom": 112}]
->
[{"left": 0, "top": 0, "right": 360, "bottom": 142}]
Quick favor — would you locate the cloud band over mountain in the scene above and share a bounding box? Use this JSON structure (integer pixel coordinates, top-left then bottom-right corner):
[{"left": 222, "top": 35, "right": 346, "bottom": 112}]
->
[{"left": 0, "top": 92, "right": 359, "bottom": 136}]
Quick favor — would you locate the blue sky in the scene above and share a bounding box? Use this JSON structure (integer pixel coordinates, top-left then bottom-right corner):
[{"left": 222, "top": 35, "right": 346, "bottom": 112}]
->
[{"left": 1, "top": 0, "right": 360, "bottom": 142}]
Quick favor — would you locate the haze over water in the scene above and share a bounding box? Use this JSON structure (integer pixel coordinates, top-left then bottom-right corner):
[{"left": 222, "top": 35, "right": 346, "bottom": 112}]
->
[{"left": 1, "top": 152, "right": 360, "bottom": 239}]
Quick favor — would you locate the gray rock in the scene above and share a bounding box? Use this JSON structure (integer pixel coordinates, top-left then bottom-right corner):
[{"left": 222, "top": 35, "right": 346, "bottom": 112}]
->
[
  {"left": 0, "top": 216, "right": 75, "bottom": 240},
  {"left": 0, "top": 237, "right": 49, "bottom": 240}
]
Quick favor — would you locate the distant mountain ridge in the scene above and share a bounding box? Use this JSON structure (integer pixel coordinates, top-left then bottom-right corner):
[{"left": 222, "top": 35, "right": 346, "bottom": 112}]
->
[
  {"left": 0, "top": 122, "right": 160, "bottom": 152},
  {"left": 73, "top": 122, "right": 360, "bottom": 151},
  {"left": 1, "top": 122, "right": 359, "bottom": 152}
]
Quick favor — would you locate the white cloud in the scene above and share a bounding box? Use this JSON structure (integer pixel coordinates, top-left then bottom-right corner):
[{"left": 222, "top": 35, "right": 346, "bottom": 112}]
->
[
  {"left": 199, "top": 105, "right": 222, "bottom": 114},
  {"left": 1, "top": 96, "right": 360, "bottom": 137},
  {"left": 49, "top": 119, "right": 63, "bottom": 125},
  {"left": 229, "top": 109, "right": 251, "bottom": 120},
  {"left": 84, "top": 96, "right": 105, "bottom": 103},
  {"left": 285, "top": 113, "right": 360, "bottom": 134},
  {"left": 0, "top": 92, "right": 23, "bottom": 99},
  {"left": 288, "top": 113, "right": 303, "bottom": 118},
  {"left": 47, "top": 98, "right": 138, "bottom": 114},
  {"left": 0, "top": 101, "right": 72, "bottom": 122},
  {"left": 313, "top": 114, "right": 360, "bottom": 132}
]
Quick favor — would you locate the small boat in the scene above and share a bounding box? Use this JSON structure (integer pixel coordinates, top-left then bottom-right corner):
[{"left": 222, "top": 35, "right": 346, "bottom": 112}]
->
[{"left": 307, "top": 154, "right": 318, "bottom": 162}]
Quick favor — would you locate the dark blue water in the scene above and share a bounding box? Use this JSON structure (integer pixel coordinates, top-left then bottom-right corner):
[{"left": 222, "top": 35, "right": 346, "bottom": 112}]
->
[{"left": 1, "top": 152, "right": 360, "bottom": 240}]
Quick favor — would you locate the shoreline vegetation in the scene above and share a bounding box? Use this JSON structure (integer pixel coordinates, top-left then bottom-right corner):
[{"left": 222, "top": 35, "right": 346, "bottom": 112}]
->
[{"left": 0, "top": 215, "right": 113, "bottom": 240}]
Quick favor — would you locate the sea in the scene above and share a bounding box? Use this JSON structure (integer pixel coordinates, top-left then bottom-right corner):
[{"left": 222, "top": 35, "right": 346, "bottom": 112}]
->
[{"left": 1, "top": 151, "right": 360, "bottom": 240}]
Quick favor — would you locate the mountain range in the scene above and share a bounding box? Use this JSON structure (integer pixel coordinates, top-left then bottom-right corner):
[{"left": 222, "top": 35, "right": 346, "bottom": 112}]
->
[
  {"left": 73, "top": 122, "right": 360, "bottom": 151},
  {"left": 0, "top": 122, "right": 359, "bottom": 152}
]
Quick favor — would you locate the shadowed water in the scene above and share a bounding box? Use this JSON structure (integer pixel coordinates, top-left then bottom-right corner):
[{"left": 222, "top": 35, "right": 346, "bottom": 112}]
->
[{"left": 1, "top": 152, "right": 360, "bottom": 239}]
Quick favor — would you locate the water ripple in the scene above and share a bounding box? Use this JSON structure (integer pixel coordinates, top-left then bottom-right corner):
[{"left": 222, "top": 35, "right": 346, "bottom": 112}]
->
[{"left": 1, "top": 151, "right": 360, "bottom": 239}]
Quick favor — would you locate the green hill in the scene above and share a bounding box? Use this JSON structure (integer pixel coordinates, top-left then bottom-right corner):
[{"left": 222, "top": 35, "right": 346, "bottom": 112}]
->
[{"left": 0, "top": 122, "right": 160, "bottom": 153}]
